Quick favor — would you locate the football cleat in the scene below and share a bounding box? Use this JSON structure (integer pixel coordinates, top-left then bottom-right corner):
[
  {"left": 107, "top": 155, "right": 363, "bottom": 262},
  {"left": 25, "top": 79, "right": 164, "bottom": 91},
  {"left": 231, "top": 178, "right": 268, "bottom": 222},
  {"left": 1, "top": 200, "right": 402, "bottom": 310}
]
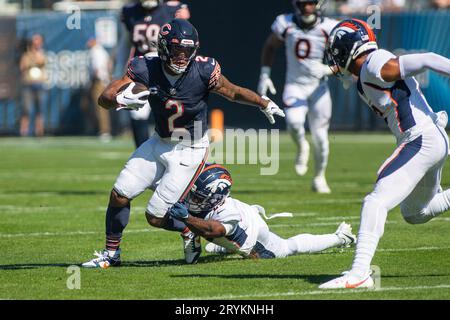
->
[
  {"left": 182, "top": 231, "right": 202, "bottom": 264},
  {"left": 335, "top": 222, "right": 357, "bottom": 247},
  {"left": 319, "top": 270, "right": 374, "bottom": 289},
  {"left": 205, "top": 242, "right": 228, "bottom": 254},
  {"left": 295, "top": 141, "right": 309, "bottom": 176},
  {"left": 81, "top": 249, "right": 121, "bottom": 269},
  {"left": 312, "top": 175, "right": 331, "bottom": 194}
]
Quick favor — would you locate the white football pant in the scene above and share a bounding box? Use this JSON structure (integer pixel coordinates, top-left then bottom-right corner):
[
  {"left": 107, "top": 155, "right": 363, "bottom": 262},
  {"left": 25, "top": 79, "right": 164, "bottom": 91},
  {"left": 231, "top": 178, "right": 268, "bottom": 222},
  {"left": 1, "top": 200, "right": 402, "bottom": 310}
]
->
[
  {"left": 283, "top": 81, "right": 331, "bottom": 177},
  {"left": 351, "top": 123, "right": 450, "bottom": 277},
  {"left": 114, "top": 134, "right": 209, "bottom": 217}
]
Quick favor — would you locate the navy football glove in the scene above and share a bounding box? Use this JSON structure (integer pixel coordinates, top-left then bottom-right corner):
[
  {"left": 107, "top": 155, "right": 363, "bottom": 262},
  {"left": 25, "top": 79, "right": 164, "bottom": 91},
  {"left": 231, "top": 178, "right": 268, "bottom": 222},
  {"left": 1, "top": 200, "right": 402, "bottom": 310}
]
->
[{"left": 169, "top": 202, "right": 189, "bottom": 220}]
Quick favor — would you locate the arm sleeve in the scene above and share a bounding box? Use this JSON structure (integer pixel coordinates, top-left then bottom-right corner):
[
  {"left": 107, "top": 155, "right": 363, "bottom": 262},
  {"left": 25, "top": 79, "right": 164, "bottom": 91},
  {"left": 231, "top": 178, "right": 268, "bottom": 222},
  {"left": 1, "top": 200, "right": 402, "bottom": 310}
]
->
[
  {"left": 198, "top": 57, "right": 222, "bottom": 90},
  {"left": 399, "top": 53, "right": 450, "bottom": 79},
  {"left": 126, "top": 56, "right": 149, "bottom": 84},
  {"left": 271, "top": 14, "right": 289, "bottom": 41},
  {"left": 366, "top": 49, "right": 397, "bottom": 86}
]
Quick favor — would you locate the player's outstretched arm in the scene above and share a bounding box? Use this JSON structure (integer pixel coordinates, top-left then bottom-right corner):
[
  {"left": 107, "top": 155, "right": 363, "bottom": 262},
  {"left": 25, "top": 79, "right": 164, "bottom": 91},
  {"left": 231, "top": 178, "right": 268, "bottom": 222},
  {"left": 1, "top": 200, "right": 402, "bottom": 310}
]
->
[
  {"left": 168, "top": 202, "right": 226, "bottom": 238},
  {"left": 381, "top": 52, "right": 450, "bottom": 82},
  {"left": 212, "top": 74, "right": 285, "bottom": 124},
  {"left": 258, "top": 33, "right": 284, "bottom": 95},
  {"left": 184, "top": 216, "right": 227, "bottom": 239}
]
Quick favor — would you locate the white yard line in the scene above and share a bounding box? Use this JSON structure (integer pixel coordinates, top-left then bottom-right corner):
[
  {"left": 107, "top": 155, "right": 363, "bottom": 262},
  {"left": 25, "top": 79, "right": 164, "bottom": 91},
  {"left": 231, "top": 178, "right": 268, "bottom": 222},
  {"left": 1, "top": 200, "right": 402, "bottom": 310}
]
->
[{"left": 173, "top": 284, "right": 450, "bottom": 300}]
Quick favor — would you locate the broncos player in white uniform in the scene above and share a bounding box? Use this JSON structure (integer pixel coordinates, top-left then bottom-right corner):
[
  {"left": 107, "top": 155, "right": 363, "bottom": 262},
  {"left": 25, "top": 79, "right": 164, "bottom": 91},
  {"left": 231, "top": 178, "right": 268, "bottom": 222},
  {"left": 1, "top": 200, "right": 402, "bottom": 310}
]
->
[
  {"left": 258, "top": 0, "right": 338, "bottom": 193},
  {"left": 320, "top": 19, "right": 450, "bottom": 289},
  {"left": 168, "top": 164, "right": 356, "bottom": 260}
]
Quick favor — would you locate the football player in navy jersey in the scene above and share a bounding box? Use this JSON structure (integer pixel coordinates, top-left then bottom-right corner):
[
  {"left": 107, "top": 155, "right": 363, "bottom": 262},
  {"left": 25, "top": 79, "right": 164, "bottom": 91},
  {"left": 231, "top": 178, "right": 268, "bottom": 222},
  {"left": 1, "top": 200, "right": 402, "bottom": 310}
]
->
[
  {"left": 82, "top": 19, "right": 285, "bottom": 268},
  {"left": 121, "top": 0, "right": 190, "bottom": 148}
]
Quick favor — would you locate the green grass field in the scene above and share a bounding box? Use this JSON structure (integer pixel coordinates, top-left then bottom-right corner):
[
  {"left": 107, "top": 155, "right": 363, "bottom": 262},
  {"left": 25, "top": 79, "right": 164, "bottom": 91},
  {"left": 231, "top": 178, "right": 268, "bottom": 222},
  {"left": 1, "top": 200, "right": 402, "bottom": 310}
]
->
[{"left": 1, "top": 133, "right": 450, "bottom": 300}]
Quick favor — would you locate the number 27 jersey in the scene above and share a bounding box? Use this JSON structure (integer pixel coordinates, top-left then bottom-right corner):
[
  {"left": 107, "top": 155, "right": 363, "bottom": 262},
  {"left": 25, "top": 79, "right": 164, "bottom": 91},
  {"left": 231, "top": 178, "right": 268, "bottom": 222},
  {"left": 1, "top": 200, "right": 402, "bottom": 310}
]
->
[{"left": 272, "top": 14, "right": 338, "bottom": 86}]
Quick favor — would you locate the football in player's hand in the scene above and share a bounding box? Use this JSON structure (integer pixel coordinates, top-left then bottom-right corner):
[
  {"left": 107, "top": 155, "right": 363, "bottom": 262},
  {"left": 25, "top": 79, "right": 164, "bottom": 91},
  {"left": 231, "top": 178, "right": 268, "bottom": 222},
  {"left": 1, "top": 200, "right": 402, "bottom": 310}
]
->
[{"left": 118, "top": 82, "right": 148, "bottom": 96}]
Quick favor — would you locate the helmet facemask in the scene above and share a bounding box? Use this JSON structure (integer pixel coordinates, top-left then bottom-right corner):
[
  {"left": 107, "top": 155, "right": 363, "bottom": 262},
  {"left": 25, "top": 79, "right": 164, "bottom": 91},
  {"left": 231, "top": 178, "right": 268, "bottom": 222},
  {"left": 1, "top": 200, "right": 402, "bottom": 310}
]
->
[
  {"left": 292, "top": 0, "right": 321, "bottom": 27},
  {"left": 158, "top": 31, "right": 199, "bottom": 74}
]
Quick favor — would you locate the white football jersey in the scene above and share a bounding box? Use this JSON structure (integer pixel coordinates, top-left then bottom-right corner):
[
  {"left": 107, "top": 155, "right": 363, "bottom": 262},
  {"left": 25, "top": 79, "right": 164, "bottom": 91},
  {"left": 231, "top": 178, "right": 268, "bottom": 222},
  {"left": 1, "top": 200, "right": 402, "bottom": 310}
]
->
[
  {"left": 272, "top": 14, "right": 339, "bottom": 87},
  {"left": 358, "top": 49, "right": 439, "bottom": 145},
  {"left": 203, "top": 197, "right": 267, "bottom": 256}
]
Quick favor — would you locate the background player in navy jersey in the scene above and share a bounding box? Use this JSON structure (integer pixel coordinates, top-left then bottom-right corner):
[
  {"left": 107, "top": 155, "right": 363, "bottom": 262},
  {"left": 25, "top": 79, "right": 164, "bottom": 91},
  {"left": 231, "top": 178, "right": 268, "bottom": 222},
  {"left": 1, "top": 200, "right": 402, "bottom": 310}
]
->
[
  {"left": 81, "top": 19, "right": 285, "bottom": 268},
  {"left": 121, "top": 0, "right": 190, "bottom": 147}
]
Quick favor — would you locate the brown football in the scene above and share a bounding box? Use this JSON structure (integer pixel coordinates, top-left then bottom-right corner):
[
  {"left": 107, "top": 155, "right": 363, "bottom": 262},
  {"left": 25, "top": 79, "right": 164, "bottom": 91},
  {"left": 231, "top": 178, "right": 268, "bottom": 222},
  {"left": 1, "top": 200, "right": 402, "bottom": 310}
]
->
[{"left": 118, "top": 82, "right": 148, "bottom": 95}]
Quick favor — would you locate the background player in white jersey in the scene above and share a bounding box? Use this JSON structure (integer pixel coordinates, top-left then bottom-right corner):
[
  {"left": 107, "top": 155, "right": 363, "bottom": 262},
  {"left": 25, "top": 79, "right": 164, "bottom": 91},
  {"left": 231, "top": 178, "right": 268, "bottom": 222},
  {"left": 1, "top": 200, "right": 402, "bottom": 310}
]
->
[
  {"left": 168, "top": 164, "right": 356, "bottom": 260},
  {"left": 81, "top": 20, "right": 285, "bottom": 269},
  {"left": 258, "top": 0, "right": 339, "bottom": 193},
  {"left": 320, "top": 19, "right": 450, "bottom": 289}
]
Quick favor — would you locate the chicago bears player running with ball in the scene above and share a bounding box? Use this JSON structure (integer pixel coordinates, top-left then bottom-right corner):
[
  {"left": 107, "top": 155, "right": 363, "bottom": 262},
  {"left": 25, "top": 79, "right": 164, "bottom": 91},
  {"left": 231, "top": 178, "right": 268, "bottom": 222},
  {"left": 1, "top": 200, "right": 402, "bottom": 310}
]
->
[
  {"left": 320, "top": 19, "right": 450, "bottom": 289},
  {"left": 258, "top": 0, "right": 338, "bottom": 193},
  {"left": 121, "top": 0, "right": 190, "bottom": 147},
  {"left": 82, "top": 19, "right": 285, "bottom": 268},
  {"left": 168, "top": 164, "right": 356, "bottom": 260}
]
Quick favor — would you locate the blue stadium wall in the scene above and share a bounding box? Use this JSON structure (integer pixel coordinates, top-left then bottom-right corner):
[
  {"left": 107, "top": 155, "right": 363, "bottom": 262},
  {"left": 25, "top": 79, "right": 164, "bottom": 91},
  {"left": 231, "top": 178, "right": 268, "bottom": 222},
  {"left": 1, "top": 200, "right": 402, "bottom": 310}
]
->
[{"left": 0, "top": 2, "right": 448, "bottom": 134}]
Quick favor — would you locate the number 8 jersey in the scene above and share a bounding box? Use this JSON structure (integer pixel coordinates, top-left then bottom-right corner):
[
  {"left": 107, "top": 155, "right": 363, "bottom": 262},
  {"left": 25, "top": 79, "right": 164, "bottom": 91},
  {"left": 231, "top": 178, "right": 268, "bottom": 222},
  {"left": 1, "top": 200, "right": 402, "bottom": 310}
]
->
[
  {"left": 272, "top": 14, "right": 338, "bottom": 88},
  {"left": 127, "top": 55, "right": 221, "bottom": 142}
]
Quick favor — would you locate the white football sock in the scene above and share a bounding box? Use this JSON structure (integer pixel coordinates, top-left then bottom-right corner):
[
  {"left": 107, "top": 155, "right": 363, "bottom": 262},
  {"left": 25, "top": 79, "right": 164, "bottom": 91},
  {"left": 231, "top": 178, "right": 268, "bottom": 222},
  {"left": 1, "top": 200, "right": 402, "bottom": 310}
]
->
[
  {"left": 311, "top": 127, "right": 329, "bottom": 177},
  {"left": 424, "top": 188, "right": 450, "bottom": 217},
  {"left": 350, "top": 194, "right": 388, "bottom": 277},
  {"left": 287, "top": 233, "right": 341, "bottom": 255}
]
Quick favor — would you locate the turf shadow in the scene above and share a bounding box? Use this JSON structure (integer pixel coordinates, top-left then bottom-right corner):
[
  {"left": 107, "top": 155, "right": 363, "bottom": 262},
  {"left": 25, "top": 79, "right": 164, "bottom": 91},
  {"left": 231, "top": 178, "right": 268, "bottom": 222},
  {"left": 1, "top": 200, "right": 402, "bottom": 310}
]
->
[
  {"left": 0, "top": 263, "right": 74, "bottom": 270},
  {"left": 122, "top": 254, "right": 240, "bottom": 267},
  {"left": 0, "top": 255, "right": 236, "bottom": 271},
  {"left": 171, "top": 273, "right": 336, "bottom": 284}
]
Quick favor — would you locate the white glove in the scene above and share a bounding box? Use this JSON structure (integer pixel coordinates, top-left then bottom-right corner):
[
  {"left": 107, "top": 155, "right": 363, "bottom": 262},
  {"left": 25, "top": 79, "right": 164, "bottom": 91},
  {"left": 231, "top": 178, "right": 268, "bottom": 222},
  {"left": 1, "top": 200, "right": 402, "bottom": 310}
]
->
[
  {"left": 116, "top": 82, "right": 150, "bottom": 111},
  {"left": 257, "top": 66, "right": 277, "bottom": 96},
  {"left": 260, "top": 96, "right": 285, "bottom": 124}
]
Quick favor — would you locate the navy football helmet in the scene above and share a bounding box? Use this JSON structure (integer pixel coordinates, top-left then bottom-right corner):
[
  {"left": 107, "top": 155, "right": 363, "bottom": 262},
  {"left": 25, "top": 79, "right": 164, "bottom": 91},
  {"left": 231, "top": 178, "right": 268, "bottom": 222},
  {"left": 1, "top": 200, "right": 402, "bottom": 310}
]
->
[
  {"left": 157, "top": 19, "right": 200, "bottom": 74},
  {"left": 292, "top": 0, "right": 324, "bottom": 28},
  {"left": 185, "top": 164, "right": 233, "bottom": 216},
  {"left": 326, "top": 19, "right": 378, "bottom": 76}
]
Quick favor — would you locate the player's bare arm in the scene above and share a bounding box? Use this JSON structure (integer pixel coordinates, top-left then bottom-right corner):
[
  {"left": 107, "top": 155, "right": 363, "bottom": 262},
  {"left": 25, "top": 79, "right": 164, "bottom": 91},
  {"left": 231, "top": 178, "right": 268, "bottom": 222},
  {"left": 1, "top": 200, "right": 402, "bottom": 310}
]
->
[
  {"left": 258, "top": 33, "right": 283, "bottom": 96},
  {"left": 380, "top": 53, "right": 450, "bottom": 82},
  {"left": 168, "top": 202, "right": 226, "bottom": 237},
  {"left": 212, "top": 74, "right": 269, "bottom": 109},
  {"left": 261, "top": 33, "right": 284, "bottom": 67},
  {"left": 212, "top": 74, "right": 285, "bottom": 124},
  {"left": 183, "top": 216, "right": 226, "bottom": 238}
]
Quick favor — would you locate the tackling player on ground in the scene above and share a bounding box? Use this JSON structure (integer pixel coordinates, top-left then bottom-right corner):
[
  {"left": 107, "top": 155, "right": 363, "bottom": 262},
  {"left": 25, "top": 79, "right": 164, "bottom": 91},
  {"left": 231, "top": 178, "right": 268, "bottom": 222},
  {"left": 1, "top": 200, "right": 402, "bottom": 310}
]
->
[
  {"left": 319, "top": 19, "right": 450, "bottom": 289},
  {"left": 258, "top": 0, "right": 338, "bottom": 193},
  {"left": 168, "top": 164, "right": 356, "bottom": 259},
  {"left": 81, "top": 19, "right": 285, "bottom": 268},
  {"left": 121, "top": 0, "right": 190, "bottom": 147}
]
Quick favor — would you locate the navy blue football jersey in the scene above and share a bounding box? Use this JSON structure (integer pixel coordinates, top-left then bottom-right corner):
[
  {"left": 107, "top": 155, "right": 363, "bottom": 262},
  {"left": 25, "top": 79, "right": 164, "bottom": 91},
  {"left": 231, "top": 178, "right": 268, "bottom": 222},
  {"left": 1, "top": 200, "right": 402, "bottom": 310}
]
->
[
  {"left": 121, "top": 1, "right": 187, "bottom": 57},
  {"left": 126, "top": 55, "right": 222, "bottom": 139}
]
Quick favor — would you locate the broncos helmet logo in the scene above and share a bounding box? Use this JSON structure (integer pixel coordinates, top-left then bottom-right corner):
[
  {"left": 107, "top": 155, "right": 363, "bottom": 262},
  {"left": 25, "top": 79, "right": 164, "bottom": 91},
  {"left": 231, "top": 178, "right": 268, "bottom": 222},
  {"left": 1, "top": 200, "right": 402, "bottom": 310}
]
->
[{"left": 205, "top": 179, "right": 232, "bottom": 194}]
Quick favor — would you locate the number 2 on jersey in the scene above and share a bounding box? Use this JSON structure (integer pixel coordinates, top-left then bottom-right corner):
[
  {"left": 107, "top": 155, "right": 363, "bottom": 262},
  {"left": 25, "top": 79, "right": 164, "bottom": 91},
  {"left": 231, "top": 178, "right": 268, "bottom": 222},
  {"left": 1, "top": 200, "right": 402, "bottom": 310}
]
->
[{"left": 165, "top": 99, "right": 184, "bottom": 132}]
